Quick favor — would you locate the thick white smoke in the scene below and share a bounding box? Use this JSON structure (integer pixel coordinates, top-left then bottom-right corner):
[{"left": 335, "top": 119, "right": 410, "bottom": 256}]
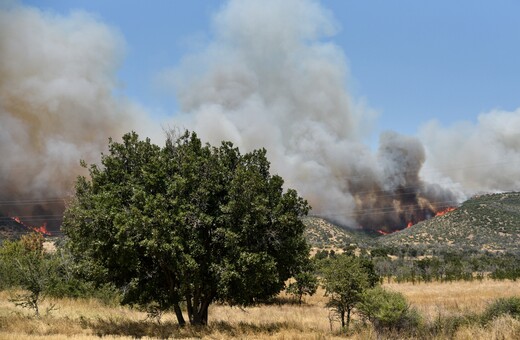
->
[
  {"left": 166, "top": 0, "right": 457, "bottom": 229},
  {"left": 420, "top": 109, "right": 520, "bottom": 194},
  {"left": 0, "top": 5, "right": 155, "bottom": 227}
]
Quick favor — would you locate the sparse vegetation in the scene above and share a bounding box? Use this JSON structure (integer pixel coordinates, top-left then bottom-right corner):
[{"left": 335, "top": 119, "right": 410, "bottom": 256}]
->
[
  {"left": 381, "top": 192, "right": 520, "bottom": 253},
  {"left": 0, "top": 281, "right": 519, "bottom": 339}
]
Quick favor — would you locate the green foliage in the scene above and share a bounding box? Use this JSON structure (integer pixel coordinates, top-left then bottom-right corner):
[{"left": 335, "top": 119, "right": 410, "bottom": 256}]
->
[
  {"left": 358, "top": 287, "right": 421, "bottom": 332},
  {"left": 320, "top": 254, "right": 375, "bottom": 331},
  {"left": 286, "top": 271, "right": 318, "bottom": 305},
  {"left": 481, "top": 296, "right": 520, "bottom": 323},
  {"left": 62, "top": 130, "right": 311, "bottom": 326},
  {"left": 0, "top": 233, "right": 120, "bottom": 315},
  {"left": 0, "top": 233, "right": 56, "bottom": 316},
  {"left": 427, "top": 313, "right": 478, "bottom": 339},
  {"left": 313, "top": 249, "right": 330, "bottom": 260}
]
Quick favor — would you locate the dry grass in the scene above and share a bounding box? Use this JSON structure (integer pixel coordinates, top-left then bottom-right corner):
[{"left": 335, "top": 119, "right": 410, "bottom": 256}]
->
[
  {"left": 0, "top": 280, "right": 519, "bottom": 339},
  {"left": 455, "top": 315, "right": 520, "bottom": 340},
  {"left": 385, "top": 279, "right": 520, "bottom": 321}
]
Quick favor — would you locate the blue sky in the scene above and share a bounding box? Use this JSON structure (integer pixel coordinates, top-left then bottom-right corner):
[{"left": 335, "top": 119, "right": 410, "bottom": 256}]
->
[{"left": 24, "top": 0, "right": 520, "bottom": 138}]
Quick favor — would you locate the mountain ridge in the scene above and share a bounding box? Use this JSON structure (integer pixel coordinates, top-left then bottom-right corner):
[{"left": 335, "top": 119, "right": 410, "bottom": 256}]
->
[{"left": 304, "top": 192, "right": 520, "bottom": 253}]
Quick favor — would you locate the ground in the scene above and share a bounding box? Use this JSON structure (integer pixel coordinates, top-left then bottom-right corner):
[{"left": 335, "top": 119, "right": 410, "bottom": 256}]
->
[{"left": 0, "top": 279, "right": 519, "bottom": 339}]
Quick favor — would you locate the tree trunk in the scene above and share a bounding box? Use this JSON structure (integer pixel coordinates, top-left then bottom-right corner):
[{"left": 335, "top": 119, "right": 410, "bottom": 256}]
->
[
  {"left": 173, "top": 303, "right": 185, "bottom": 326},
  {"left": 189, "top": 299, "right": 211, "bottom": 325},
  {"left": 186, "top": 294, "right": 194, "bottom": 323},
  {"left": 340, "top": 309, "right": 345, "bottom": 329},
  {"left": 346, "top": 307, "right": 352, "bottom": 331}
]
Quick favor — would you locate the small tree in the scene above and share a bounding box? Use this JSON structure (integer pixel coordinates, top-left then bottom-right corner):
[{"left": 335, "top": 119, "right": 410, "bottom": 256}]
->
[
  {"left": 321, "top": 255, "right": 373, "bottom": 331},
  {"left": 0, "top": 233, "right": 57, "bottom": 316},
  {"left": 286, "top": 271, "right": 318, "bottom": 305}
]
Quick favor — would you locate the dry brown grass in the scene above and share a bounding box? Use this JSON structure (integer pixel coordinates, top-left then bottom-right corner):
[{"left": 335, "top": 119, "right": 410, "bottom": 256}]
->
[
  {"left": 454, "top": 315, "right": 520, "bottom": 340},
  {"left": 0, "top": 280, "right": 519, "bottom": 339},
  {"left": 385, "top": 279, "right": 520, "bottom": 321}
]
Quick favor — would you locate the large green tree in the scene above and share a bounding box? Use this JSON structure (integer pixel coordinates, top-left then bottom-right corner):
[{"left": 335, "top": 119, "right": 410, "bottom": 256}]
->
[{"left": 62, "top": 131, "right": 310, "bottom": 325}]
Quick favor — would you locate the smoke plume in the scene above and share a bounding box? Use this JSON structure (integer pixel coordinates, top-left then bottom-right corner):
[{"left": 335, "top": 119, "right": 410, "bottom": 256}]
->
[
  {"left": 166, "top": 0, "right": 458, "bottom": 230},
  {"left": 3, "top": 0, "right": 519, "bottom": 233},
  {"left": 0, "top": 5, "right": 154, "bottom": 228},
  {"left": 420, "top": 109, "right": 520, "bottom": 194}
]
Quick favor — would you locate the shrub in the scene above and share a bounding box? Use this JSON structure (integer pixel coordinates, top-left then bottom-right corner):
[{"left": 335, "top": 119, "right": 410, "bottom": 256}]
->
[
  {"left": 358, "top": 287, "right": 421, "bottom": 333},
  {"left": 429, "top": 313, "right": 478, "bottom": 338},
  {"left": 481, "top": 296, "right": 520, "bottom": 324}
]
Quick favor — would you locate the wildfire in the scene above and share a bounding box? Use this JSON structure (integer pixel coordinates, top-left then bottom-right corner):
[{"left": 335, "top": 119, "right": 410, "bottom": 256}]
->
[
  {"left": 11, "top": 216, "right": 51, "bottom": 236},
  {"left": 435, "top": 207, "right": 456, "bottom": 217},
  {"left": 376, "top": 207, "right": 456, "bottom": 236}
]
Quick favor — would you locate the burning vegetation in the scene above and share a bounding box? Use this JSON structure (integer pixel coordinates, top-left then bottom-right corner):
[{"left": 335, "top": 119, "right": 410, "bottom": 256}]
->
[
  {"left": 376, "top": 205, "right": 457, "bottom": 235},
  {"left": 11, "top": 216, "right": 51, "bottom": 236}
]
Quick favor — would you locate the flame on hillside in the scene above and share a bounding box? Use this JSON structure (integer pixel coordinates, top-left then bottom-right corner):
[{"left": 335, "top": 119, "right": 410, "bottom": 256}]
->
[
  {"left": 435, "top": 207, "right": 456, "bottom": 217},
  {"left": 376, "top": 206, "right": 456, "bottom": 235},
  {"left": 11, "top": 216, "right": 52, "bottom": 236}
]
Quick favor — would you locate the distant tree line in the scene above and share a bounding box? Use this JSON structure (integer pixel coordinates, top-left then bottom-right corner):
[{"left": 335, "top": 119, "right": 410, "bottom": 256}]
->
[{"left": 365, "top": 246, "right": 519, "bottom": 283}]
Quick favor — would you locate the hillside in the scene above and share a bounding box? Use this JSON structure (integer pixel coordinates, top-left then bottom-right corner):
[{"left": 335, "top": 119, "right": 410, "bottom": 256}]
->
[
  {"left": 3, "top": 193, "right": 519, "bottom": 253},
  {"left": 302, "top": 216, "right": 376, "bottom": 249},
  {"left": 380, "top": 192, "right": 520, "bottom": 253},
  {"left": 0, "top": 215, "right": 30, "bottom": 240}
]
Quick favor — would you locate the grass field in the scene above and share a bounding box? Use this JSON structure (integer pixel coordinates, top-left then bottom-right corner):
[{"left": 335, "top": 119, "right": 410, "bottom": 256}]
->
[{"left": 0, "top": 280, "right": 519, "bottom": 339}]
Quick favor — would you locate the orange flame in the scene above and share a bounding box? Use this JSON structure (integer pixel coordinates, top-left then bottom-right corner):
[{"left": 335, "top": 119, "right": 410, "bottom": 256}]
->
[
  {"left": 33, "top": 223, "right": 51, "bottom": 235},
  {"left": 377, "top": 229, "right": 390, "bottom": 235},
  {"left": 10, "top": 216, "right": 52, "bottom": 236},
  {"left": 406, "top": 221, "right": 413, "bottom": 228},
  {"left": 435, "top": 207, "right": 456, "bottom": 217}
]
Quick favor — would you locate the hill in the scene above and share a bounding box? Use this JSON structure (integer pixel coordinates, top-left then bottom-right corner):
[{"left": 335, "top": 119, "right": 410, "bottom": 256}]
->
[
  {"left": 302, "top": 216, "right": 376, "bottom": 249},
  {"left": 380, "top": 192, "right": 520, "bottom": 253},
  {"left": 0, "top": 215, "right": 31, "bottom": 240}
]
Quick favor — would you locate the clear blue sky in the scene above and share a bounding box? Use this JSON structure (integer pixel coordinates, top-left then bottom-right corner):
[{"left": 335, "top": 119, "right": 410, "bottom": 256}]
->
[{"left": 24, "top": 0, "right": 520, "bottom": 138}]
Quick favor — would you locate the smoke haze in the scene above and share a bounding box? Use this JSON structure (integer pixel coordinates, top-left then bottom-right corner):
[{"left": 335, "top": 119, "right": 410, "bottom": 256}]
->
[
  {"left": 2, "top": 0, "right": 519, "bottom": 232},
  {"left": 0, "top": 5, "right": 155, "bottom": 228},
  {"left": 166, "top": 0, "right": 460, "bottom": 229},
  {"left": 421, "top": 109, "right": 520, "bottom": 194}
]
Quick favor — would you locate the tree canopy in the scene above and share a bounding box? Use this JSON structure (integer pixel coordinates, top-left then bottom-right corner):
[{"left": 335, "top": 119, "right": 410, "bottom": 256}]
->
[
  {"left": 320, "top": 254, "right": 377, "bottom": 331},
  {"left": 62, "top": 131, "right": 310, "bottom": 325}
]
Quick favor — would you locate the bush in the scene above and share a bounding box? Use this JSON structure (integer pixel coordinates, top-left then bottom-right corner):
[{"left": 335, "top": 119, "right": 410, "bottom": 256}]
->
[
  {"left": 0, "top": 234, "right": 121, "bottom": 309},
  {"left": 0, "top": 233, "right": 58, "bottom": 316},
  {"left": 358, "top": 287, "right": 421, "bottom": 333},
  {"left": 429, "top": 313, "right": 478, "bottom": 338},
  {"left": 481, "top": 296, "right": 520, "bottom": 324}
]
